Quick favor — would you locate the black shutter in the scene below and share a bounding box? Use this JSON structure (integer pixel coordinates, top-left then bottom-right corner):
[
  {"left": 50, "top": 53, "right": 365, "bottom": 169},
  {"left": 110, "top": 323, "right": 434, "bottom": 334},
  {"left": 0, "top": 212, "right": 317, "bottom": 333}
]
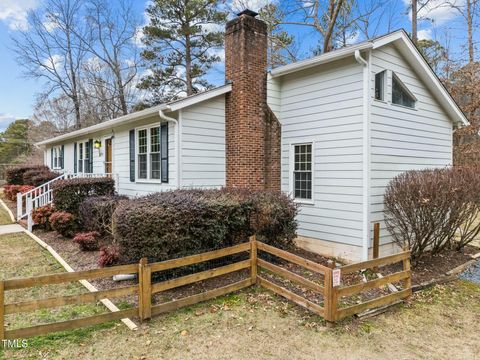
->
[
  {"left": 73, "top": 142, "right": 77, "bottom": 173},
  {"left": 50, "top": 148, "right": 53, "bottom": 169},
  {"left": 129, "top": 130, "right": 135, "bottom": 182},
  {"left": 61, "top": 145, "right": 65, "bottom": 169},
  {"left": 160, "top": 123, "right": 168, "bottom": 183},
  {"left": 88, "top": 139, "right": 93, "bottom": 173}
]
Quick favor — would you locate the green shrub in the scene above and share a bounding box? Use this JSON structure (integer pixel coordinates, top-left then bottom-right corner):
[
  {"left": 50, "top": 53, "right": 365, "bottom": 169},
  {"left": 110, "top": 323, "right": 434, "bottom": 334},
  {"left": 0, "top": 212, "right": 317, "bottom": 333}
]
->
[
  {"left": 113, "top": 189, "right": 298, "bottom": 265},
  {"left": 74, "top": 231, "right": 100, "bottom": 251},
  {"left": 5, "top": 165, "right": 48, "bottom": 185},
  {"left": 50, "top": 211, "right": 77, "bottom": 238},
  {"left": 79, "top": 195, "right": 128, "bottom": 235},
  {"left": 32, "top": 204, "right": 55, "bottom": 230},
  {"left": 52, "top": 177, "right": 115, "bottom": 218}
]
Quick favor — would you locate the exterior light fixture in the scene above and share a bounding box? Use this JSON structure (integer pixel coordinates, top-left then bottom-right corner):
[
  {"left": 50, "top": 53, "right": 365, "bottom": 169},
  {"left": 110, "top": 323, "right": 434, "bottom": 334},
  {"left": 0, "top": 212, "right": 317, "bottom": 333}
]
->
[{"left": 94, "top": 139, "right": 102, "bottom": 149}]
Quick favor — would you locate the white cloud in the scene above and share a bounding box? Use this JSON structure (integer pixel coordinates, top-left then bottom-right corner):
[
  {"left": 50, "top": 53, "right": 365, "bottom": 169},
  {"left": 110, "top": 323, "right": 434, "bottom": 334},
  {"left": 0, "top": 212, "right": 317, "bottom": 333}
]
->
[
  {"left": 418, "top": 28, "right": 433, "bottom": 40},
  {"left": 403, "top": 0, "right": 463, "bottom": 25},
  {"left": 229, "top": 0, "right": 275, "bottom": 13},
  {"left": 0, "top": 0, "right": 40, "bottom": 30},
  {"left": 0, "top": 113, "right": 15, "bottom": 132},
  {"left": 42, "top": 54, "right": 63, "bottom": 71}
]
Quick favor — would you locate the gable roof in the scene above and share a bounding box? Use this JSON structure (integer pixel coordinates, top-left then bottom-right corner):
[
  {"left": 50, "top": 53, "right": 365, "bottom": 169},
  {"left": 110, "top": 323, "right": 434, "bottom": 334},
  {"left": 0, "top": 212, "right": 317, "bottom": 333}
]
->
[
  {"left": 271, "top": 29, "right": 469, "bottom": 127},
  {"left": 36, "top": 84, "right": 232, "bottom": 146}
]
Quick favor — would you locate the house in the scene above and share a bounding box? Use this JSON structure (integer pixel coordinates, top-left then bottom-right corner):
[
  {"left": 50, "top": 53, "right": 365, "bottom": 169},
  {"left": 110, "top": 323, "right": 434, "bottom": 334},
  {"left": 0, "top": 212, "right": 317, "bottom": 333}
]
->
[{"left": 36, "top": 10, "right": 468, "bottom": 262}]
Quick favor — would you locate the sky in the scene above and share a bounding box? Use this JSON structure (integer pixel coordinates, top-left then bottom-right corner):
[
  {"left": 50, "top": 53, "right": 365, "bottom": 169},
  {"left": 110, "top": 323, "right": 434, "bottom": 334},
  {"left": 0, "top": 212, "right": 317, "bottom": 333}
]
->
[{"left": 0, "top": 0, "right": 476, "bottom": 132}]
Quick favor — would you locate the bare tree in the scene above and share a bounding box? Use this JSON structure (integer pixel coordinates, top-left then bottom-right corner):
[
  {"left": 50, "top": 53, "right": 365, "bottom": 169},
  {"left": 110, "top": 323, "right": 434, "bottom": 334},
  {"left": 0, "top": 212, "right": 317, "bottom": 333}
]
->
[
  {"left": 32, "top": 92, "right": 77, "bottom": 133},
  {"left": 80, "top": 0, "right": 140, "bottom": 115},
  {"left": 281, "top": 0, "right": 345, "bottom": 53},
  {"left": 11, "top": 0, "right": 88, "bottom": 128},
  {"left": 446, "top": 0, "right": 478, "bottom": 63}
]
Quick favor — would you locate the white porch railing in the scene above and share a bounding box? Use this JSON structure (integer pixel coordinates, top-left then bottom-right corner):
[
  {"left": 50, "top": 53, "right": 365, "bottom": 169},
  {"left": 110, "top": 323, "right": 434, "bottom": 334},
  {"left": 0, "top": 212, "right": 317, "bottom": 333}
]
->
[{"left": 17, "top": 172, "right": 117, "bottom": 232}]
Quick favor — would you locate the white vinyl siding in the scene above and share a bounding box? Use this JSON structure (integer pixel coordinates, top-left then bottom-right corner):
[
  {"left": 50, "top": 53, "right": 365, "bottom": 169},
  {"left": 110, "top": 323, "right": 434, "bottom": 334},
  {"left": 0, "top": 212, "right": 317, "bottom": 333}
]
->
[
  {"left": 370, "top": 44, "right": 453, "bottom": 249},
  {"left": 278, "top": 57, "right": 365, "bottom": 250},
  {"left": 180, "top": 96, "right": 226, "bottom": 188}
]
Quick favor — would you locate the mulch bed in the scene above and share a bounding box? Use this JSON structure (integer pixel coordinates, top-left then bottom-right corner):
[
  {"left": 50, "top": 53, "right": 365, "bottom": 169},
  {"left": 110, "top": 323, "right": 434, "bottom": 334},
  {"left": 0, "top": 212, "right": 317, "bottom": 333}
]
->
[{"left": 27, "top": 227, "right": 480, "bottom": 314}]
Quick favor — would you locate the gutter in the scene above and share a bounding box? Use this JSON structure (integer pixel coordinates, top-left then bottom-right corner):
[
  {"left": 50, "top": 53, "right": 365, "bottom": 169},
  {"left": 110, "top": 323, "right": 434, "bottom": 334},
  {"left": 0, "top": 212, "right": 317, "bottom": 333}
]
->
[
  {"left": 354, "top": 49, "right": 371, "bottom": 261},
  {"left": 159, "top": 109, "right": 181, "bottom": 189}
]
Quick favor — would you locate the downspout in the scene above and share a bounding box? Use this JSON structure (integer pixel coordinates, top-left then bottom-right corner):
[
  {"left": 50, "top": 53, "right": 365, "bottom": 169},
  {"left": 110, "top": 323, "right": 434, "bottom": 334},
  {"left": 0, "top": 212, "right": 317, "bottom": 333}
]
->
[
  {"left": 355, "top": 49, "right": 371, "bottom": 261},
  {"left": 159, "top": 109, "right": 181, "bottom": 189}
]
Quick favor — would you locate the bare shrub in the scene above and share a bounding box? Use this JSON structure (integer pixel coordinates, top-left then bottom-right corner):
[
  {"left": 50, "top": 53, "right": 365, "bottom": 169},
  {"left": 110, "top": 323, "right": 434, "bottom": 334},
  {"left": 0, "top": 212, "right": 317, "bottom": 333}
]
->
[{"left": 384, "top": 167, "right": 480, "bottom": 261}]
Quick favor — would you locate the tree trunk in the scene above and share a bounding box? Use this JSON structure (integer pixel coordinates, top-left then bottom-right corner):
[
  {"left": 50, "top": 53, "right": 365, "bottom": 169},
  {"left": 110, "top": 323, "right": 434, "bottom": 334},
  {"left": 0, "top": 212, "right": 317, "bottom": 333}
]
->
[
  {"left": 412, "top": 0, "right": 418, "bottom": 44},
  {"left": 66, "top": 28, "right": 81, "bottom": 128},
  {"left": 323, "top": 0, "right": 344, "bottom": 53},
  {"left": 467, "top": 0, "right": 474, "bottom": 63},
  {"left": 185, "top": 32, "right": 193, "bottom": 96},
  {"left": 114, "top": 65, "right": 128, "bottom": 115}
]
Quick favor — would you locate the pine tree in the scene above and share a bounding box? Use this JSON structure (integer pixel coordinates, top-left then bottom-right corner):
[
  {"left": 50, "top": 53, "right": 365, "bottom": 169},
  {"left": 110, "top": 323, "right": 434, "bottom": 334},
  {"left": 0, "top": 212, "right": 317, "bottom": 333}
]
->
[
  {"left": 138, "top": 0, "right": 227, "bottom": 104},
  {"left": 259, "top": 3, "right": 297, "bottom": 69}
]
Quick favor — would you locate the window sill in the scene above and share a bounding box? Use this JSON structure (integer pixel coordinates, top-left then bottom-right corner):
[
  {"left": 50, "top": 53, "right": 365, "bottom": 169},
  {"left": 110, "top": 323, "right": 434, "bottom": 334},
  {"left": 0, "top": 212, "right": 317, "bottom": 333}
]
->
[
  {"left": 391, "top": 103, "right": 417, "bottom": 111},
  {"left": 373, "top": 99, "right": 388, "bottom": 104},
  {"left": 135, "top": 179, "right": 169, "bottom": 185},
  {"left": 294, "top": 199, "right": 314, "bottom": 205}
]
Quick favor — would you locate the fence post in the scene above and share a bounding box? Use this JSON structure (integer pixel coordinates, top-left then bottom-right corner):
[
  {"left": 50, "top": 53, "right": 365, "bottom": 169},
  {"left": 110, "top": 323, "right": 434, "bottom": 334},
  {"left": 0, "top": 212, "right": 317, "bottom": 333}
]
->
[
  {"left": 26, "top": 195, "right": 33, "bottom": 232},
  {"left": 138, "top": 258, "right": 152, "bottom": 321},
  {"left": 0, "top": 281, "right": 4, "bottom": 341},
  {"left": 324, "top": 262, "right": 337, "bottom": 326},
  {"left": 373, "top": 222, "right": 380, "bottom": 260},
  {"left": 403, "top": 250, "right": 412, "bottom": 296},
  {"left": 250, "top": 235, "right": 257, "bottom": 284},
  {"left": 16, "top": 192, "right": 22, "bottom": 220}
]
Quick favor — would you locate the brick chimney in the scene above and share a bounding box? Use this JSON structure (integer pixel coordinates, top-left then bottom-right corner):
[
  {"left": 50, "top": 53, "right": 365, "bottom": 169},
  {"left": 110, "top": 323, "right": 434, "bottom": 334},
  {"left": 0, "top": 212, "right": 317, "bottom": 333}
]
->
[{"left": 225, "top": 9, "right": 281, "bottom": 191}]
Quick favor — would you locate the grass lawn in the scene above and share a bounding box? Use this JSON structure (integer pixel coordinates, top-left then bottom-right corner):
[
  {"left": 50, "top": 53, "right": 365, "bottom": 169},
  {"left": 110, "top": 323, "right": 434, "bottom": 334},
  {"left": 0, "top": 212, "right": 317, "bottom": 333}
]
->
[
  {"left": 0, "top": 233, "right": 115, "bottom": 360},
  {"left": 1, "top": 233, "right": 480, "bottom": 360},
  {"left": 0, "top": 203, "right": 13, "bottom": 225}
]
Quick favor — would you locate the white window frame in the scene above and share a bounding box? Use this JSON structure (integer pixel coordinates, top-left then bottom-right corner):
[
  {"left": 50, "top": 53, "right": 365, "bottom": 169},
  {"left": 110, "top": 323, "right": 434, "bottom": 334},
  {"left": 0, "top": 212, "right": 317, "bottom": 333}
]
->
[
  {"left": 52, "top": 146, "right": 63, "bottom": 170},
  {"left": 77, "top": 140, "right": 92, "bottom": 173},
  {"left": 391, "top": 72, "right": 417, "bottom": 109},
  {"left": 289, "top": 141, "right": 315, "bottom": 205},
  {"left": 135, "top": 124, "right": 163, "bottom": 183},
  {"left": 374, "top": 70, "right": 386, "bottom": 102}
]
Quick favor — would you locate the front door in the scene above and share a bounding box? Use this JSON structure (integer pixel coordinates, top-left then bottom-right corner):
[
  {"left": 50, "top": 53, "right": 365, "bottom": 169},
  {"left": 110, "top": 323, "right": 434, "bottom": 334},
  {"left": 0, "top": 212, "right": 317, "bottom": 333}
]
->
[{"left": 105, "top": 138, "right": 113, "bottom": 174}]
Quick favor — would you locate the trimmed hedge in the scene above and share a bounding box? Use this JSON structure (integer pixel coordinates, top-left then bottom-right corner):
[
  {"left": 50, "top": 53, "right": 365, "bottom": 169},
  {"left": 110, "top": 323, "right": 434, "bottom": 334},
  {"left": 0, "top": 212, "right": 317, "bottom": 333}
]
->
[
  {"left": 79, "top": 195, "right": 128, "bottom": 235},
  {"left": 5, "top": 165, "right": 48, "bottom": 185},
  {"left": 113, "top": 189, "right": 298, "bottom": 265},
  {"left": 52, "top": 177, "right": 115, "bottom": 218},
  {"left": 23, "top": 169, "right": 60, "bottom": 187}
]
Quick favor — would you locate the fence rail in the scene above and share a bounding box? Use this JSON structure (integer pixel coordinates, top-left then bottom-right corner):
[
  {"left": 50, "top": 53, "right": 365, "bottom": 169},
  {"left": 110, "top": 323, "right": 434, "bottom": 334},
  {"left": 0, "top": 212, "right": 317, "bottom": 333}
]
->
[{"left": 0, "top": 236, "right": 412, "bottom": 340}]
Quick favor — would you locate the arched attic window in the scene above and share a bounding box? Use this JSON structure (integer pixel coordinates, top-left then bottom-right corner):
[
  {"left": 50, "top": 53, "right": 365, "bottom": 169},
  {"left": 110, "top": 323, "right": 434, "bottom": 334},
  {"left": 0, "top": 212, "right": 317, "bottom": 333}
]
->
[{"left": 392, "top": 73, "right": 416, "bottom": 108}]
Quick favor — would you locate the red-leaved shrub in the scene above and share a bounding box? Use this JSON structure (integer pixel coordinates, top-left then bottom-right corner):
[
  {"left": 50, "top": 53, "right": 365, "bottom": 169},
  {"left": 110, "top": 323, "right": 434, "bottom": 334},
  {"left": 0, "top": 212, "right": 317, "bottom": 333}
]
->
[
  {"left": 98, "top": 245, "right": 119, "bottom": 267},
  {"left": 74, "top": 231, "right": 100, "bottom": 251},
  {"left": 49, "top": 211, "right": 77, "bottom": 238},
  {"left": 32, "top": 204, "right": 55, "bottom": 230},
  {"left": 3, "top": 185, "right": 35, "bottom": 201}
]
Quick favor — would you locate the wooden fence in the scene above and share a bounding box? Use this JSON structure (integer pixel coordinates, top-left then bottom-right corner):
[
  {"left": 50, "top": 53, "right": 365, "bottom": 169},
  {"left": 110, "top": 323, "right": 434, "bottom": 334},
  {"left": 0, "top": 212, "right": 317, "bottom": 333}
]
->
[{"left": 0, "top": 237, "right": 412, "bottom": 340}]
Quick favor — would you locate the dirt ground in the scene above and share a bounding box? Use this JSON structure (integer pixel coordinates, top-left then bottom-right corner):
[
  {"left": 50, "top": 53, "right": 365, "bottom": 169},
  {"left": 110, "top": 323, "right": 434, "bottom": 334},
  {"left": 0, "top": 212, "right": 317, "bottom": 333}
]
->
[{"left": 1, "top": 232, "right": 480, "bottom": 360}]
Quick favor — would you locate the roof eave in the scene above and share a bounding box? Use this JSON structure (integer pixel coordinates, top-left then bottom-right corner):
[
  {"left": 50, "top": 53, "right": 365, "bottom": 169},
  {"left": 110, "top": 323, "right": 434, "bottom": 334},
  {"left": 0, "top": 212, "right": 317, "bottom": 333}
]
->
[{"left": 270, "top": 42, "right": 373, "bottom": 78}]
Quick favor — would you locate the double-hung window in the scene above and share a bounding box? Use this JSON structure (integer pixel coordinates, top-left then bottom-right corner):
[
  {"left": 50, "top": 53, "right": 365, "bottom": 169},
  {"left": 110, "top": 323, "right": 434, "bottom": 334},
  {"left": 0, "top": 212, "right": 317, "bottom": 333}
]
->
[
  {"left": 137, "top": 125, "right": 162, "bottom": 180},
  {"left": 78, "top": 143, "right": 84, "bottom": 173},
  {"left": 150, "top": 127, "right": 161, "bottom": 180},
  {"left": 293, "top": 144, "right": 313, "bottom": 201},
  {"left": 52, "top": 146, "right": 63, "bottom": 169}
]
